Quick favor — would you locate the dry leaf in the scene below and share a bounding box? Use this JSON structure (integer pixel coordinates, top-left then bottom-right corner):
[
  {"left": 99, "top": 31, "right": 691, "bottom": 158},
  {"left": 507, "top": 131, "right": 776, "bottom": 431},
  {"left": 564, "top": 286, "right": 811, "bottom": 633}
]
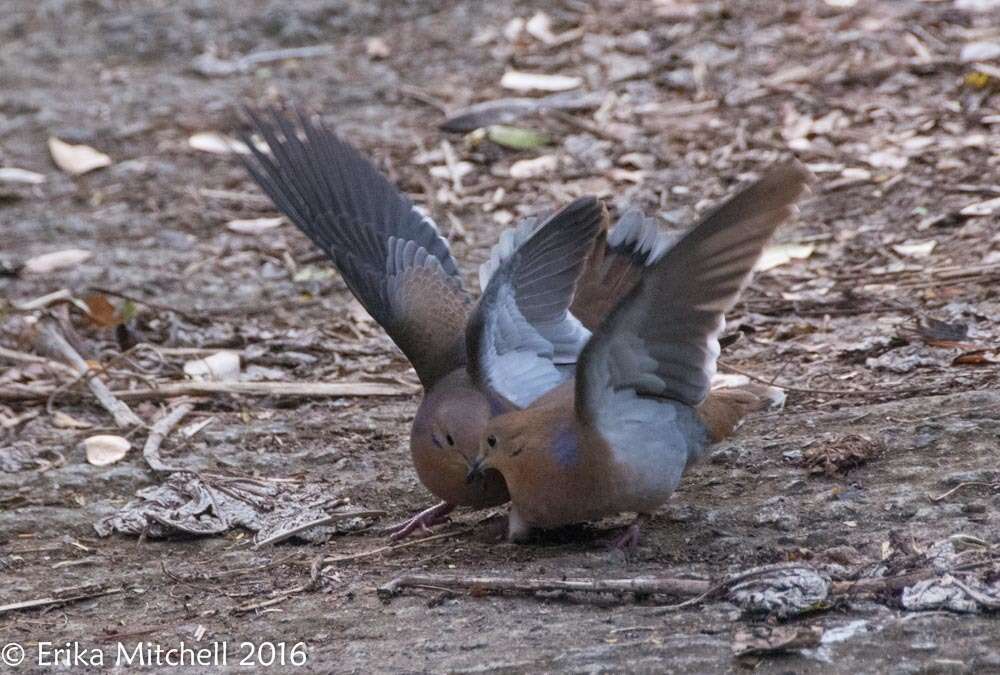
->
[
  {"left": 53, "top": 411, "right": 93, "bottom": 429},
  {"left": 188, "top": 132, "right": 250, "bottom": 155},
  {"left": 48, "top": 137, "right": 112, "bottom": 175},
  {"left": 961, "top": 42, "right": 1000, "bottom": 63},
  {"left": 183, "top": 351, "right": 241, "bottom": 381},
  {"left": 525, "top": 12, "right": 556, "bottom": 44},
  {"left": 952, "top": 350, "right": 1000, "bottom": 366},
  {"left": 23, "top": 248, "right": 92, "bottom": 274},
  {"left": 226, "top": 216, "right": 284, "bottom": 234},
  {"left": 84, "top": 435, "right": 131, "bottom": 466},
  {"left": 756, "top": 243, "right": 815, "bottom": 272},
  {"left": 866, "top": 150, "right": 908, "bottom": 170},
  {"left": 0, "top": 167, "right": 46, "bottom": 184},
  {"left": 960, "top": 196, "right": 1000, "bottom": 217},
  {"left": 509, "top": 155, "right": 559, "bottom": 179},
  {"left": 84, "top": 293, "right": 123, "bottom": 327},
  {"left": 892, "top": 239, "right": 937, "bottom": 258},
  {"left": 500, "top": 70, "right": 582, "bottom": 92},
  {"left": 733, "top": 625, "right": 824, "bottom": 657},
  {"left": 365, "top": 36, "right": 390, "bottom": 59}
]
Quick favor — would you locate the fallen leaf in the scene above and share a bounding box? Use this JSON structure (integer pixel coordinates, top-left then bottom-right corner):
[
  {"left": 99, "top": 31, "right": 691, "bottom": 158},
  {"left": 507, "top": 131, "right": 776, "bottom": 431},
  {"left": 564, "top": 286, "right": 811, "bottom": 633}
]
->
[
  {"left": 961, "top": 41, "right": 1000, "bottom": 63},
  {"left": 952, "top": 350, "right": 1000, "bottom": 366},
  {"left": 960, "top": 196, "right": 1000, "bottom": 217},
  {"left": 188, "top": 132, "right": 250, "bottom": 155},
  {"left": 500, "top": 70, "right": 582, "bottom": 92},
  {"left": 509, "top": 155, "right": 559, "bottom": 179},
  {"left": 905, "top": 317, "right": 971, "bottom": 348},
  {"left": 733, "top": 625, "right": 824, "bottom": 657},
  {"left": 866, "top": 150, "right": 908, "bottom": 171},
  {"left": 23, "top": 249, "right": 92, "bottom": 274},
  {"left": 525, "top": 12, "right": 556, "bottom": 44},
  {"left": 486, "top": 125, "right": 551, "bottom": 150},
  {"left": 365, "top": 36, "right": 390, "bottom": 59},
  {"left": 226, "top": 216, "right": 284, "bottom": 234},
  {"left": 803, "top": 434, "right": 882, "bottom": 476},
  {"left": 0, "top": 167, "right": 46, "bottom": 184},
  {"left": 892, "top": 239, "right": 937, "bottom": 258},
  {"left": 48, "top": 137, "right": 112, "bottom": 175},
  {"left": 53, "top": 411, "right": 93, "bottom": 429},
  {"left": 83, "top": 293, "right": 122, "bottom": 327},
  {"left": 84, "top": 435, "right": 131, "bottom": 466},
  {"left": 756, "top": 243, "right": 815, "bottom": 272},
  {"left": 293, "top": 265, "right": 338, "bottom": 283},
  {"left": 183, "top": 351, "right": 241, "bottom": 381}
]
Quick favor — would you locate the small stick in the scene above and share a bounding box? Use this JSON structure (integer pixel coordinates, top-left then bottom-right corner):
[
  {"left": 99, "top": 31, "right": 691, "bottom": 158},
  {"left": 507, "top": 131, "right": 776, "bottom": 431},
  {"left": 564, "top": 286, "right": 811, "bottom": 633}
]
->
[
  {"left": 35, "top": 317, "right": 143, "bottom": 428},
  {"left": 718, "top": 361, "right": 932, "bottom": 399},
  {"left": 378, "top": 573, "right": 710, "bottom": 599},
  {"left": 378, "top": 569, "right": 939, "bottom": 602},
  {"left": 324, "top": 528, "right": 472, "bottom": 565},
  {"left": 928, "top": 482, "right": 999, "bottom": 503},
  {"left": 0, "top": 380, "right": 416, "bottom": 403},
  {"left": 253, "top": 503, "right": 387, "bottom": 548},
  {"left": 143, "top": 400, "right": 196, "bottom": 473},
  {"left": 0, "top": 587, "right": 124, "bottom": 616},
  {"left": 0, "top": 345, "right": 78, "bottom": 377}
]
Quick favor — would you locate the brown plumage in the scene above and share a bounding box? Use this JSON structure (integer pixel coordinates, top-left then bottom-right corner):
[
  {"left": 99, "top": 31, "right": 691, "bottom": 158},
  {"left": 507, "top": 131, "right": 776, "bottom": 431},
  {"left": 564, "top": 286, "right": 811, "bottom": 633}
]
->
[{"left": 472, "top": 162, "right": 814, "bottom": 544}]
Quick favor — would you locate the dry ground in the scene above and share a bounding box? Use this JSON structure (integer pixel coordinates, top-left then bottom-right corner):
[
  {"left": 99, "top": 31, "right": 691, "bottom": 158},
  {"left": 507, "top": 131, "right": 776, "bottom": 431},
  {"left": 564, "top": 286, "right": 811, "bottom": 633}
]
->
[{"left": 2, "top": 1, "right": 999, "bottom": 673}]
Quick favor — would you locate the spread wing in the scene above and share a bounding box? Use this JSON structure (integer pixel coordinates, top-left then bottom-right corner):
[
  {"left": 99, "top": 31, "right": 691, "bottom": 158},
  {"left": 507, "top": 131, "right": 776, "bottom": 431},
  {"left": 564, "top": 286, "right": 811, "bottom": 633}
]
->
[
  {"left": 570, "top": 210, "right": 680, "bottom": 330},
  {"left": 576, "top": 162, "right": 813, "bottom": 444},
  {"left": 467, "top": 197, "right": 606, "bottom": 408},
  {"left": 242, "top": 109, "right": 471, "bottom": 387}
]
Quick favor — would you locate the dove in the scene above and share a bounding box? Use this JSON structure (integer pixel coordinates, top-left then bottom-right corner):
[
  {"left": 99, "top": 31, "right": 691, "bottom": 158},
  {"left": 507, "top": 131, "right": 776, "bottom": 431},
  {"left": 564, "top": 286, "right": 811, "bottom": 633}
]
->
[
  {"left": 242, "top": 109, "right": 614, "bottom": 538},
  {"left": 468, "top": 161, "right": 813, "bottom": 546}
]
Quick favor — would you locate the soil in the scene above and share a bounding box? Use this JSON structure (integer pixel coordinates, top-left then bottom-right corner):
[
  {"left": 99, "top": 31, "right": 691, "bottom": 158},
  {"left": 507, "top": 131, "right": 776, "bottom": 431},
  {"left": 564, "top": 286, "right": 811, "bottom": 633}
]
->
[{"left": 2, "top": 1, "right": 999, "bottom": 673}]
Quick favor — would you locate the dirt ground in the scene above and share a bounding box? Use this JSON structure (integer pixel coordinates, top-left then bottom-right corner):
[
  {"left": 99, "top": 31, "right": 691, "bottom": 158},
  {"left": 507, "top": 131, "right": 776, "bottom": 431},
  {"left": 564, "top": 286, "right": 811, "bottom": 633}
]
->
[{"left": 2, "top": 0, "right": 1000, "bottom": 673}]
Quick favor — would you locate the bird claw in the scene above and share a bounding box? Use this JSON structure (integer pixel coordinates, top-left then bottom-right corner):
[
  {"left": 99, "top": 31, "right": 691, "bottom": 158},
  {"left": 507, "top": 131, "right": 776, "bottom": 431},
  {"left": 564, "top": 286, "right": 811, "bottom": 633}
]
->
[
  {"left": 609, "top": 523, "right": 641, "bottom": 553},
  {"left": 383, "top": 502, "right": 455, "bottom": 541}
]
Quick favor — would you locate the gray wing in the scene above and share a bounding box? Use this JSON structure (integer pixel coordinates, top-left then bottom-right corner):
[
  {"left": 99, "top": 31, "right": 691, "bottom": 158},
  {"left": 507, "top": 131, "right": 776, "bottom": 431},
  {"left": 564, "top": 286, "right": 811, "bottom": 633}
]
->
[
  {"left": 570, "top": 210, "right": 680, "bottom": 330},
  {"left": 467, "top": 197, "right": 606, "bottom": 408},
  {"left": 576, "top": 162, "right": 814, "bottom": 440},
  {"left": 242, "top": 109, "right": 471, "bottom": 387}
]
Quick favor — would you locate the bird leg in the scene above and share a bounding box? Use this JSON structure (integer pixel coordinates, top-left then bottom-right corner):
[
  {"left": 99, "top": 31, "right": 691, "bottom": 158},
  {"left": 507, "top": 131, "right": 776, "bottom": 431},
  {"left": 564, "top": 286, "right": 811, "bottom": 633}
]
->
[
  {"left": 383, "top": 501, "right": 455, "bottom": 540},
  {"left": 609, "top": 514, "right": 650, "bottom": 554},
  {"left": 506, "top": 506, "right": 534, "bottom": 543}
]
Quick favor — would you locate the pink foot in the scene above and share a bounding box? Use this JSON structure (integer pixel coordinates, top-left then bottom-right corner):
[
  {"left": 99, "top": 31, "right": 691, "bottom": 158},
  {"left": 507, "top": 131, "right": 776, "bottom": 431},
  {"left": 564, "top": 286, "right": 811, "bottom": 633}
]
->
[
  {"left": 608, "top": 515, "right": 649, "bottom": 555},
  {"left": 609, "top": 523, "right": 641, "bottom": 552},
  {"left": 383, "top": 501, "right": 455, "bottom": 540}
]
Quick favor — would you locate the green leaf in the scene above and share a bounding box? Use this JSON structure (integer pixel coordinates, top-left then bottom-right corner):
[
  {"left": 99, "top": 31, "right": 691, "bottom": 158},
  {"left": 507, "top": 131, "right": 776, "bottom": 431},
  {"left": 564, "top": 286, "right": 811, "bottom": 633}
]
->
[{"left": 486, "top": 125, "right": 550, "bottom": 150}]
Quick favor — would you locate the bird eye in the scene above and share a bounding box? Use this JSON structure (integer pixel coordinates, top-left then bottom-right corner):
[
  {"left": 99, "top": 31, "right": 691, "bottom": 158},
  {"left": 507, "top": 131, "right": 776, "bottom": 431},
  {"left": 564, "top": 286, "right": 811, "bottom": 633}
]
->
[
  {"left": 487, "top": 435, "right": 497, "bottom": 448},
  {"left": 445, "top": 434, "right": 455, "bottom": 446}
]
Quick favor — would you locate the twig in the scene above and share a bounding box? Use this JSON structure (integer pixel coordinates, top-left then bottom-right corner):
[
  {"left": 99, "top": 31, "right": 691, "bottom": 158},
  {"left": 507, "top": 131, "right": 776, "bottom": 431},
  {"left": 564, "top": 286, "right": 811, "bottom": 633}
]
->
[
  {"left": 324, "top": 528, "right": 472, "bottom": 565},
  {"left": 378, "top": 573, "right": 710, "bottom": 600},
  {"left": 0, "top": 586, "right": 124, "bottom": 616},
  {"left": 253, "top": 504, "right": 387, "bottom": 548},
  {"left": 929, "top": 482, "right": 999, "bottom": 503},
  {"left": 378, "top": 568, "right": 938, "bottom": 603},
  {"left": 718, "top": 361, "right": 933, "bottom": 399},
  {"left": 398, "top": 84, "right": 449, "bottom": 114},
  {"left": 1, "top": 380, "right": 416, "bottom": 403},
  {"left": 143, "top": 400, "right": 195, "bottom": 473},
  {"left": 231, "top": 584, "right": 311, "bottom": 614},
  {"left": 0, "top": 345, "right": 78, "bottom": 377},
  {"left": 35, "top": 316, "right": 143, "bottom": 428}
]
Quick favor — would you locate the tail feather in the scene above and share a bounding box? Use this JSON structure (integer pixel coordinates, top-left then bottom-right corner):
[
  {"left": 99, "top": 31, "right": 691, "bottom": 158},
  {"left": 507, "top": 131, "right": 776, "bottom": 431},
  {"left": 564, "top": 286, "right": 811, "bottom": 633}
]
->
[{"left": 696, "top": 382, "right": 784, "bottom": 442}]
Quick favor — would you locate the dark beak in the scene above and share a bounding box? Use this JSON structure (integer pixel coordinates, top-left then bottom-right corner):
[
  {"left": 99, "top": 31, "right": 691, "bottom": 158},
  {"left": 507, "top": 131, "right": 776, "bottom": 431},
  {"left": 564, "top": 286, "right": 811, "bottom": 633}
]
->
[{"left": 465, "top": 457, "right": 485, "bottom": 484}]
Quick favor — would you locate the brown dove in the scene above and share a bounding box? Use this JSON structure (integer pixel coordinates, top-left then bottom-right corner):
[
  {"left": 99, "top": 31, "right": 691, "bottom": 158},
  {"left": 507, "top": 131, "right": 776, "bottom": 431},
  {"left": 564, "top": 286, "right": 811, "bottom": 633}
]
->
[
  {"left": 468, "top": 161, "right": 813, "bottom": 546},
  {"left": 242, "top": 110, "right": 613, "bottom": 538}
]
